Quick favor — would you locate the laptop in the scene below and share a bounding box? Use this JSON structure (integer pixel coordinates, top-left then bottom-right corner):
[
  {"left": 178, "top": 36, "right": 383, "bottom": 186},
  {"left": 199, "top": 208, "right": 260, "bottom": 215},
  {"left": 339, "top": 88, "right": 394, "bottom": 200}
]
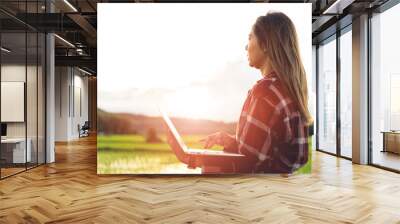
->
[{"left": 160, "top": 110, "right": 245, "bottom": 164}]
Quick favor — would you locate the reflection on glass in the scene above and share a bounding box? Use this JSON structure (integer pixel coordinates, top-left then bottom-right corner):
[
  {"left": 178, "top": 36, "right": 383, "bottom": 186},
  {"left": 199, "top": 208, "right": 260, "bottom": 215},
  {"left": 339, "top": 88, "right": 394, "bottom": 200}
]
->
[
  {"left": 311, "top": 45, "right": 317, "bottom": 151},
  {"left": 340, "top": 29, "right": 352, "bottom": 158},
  {"left": 390, "top": 75, "right": 400, "bottom": 130},
  {"left": 38, "top": 32, "right": 46, "bottom": 165},
  {"left": 0, "top": 1, "right": 47, "bottom": 179},
  {"left": 318, "top": 37, "right": 337, "bottom": 154},
  {"left": 1, "top": 32, "right": 27, "bottom": 177},
  {"left": 27, "top": 31, "right": 38, "bottom": 169},
  {"left": 371, "top": 3, "right": 400, "bottom": 171}
]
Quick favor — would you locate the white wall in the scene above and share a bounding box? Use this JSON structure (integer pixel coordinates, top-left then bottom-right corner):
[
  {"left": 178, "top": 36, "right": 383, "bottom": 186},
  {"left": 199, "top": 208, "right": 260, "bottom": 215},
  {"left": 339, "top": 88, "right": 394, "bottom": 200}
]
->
[
  {"left": 55, "top": 67, "right": 89, "bottom": 141},
  {"left": 1, "top": 65, "right": 39, "bottom": 138},
  {"left": 55, "top": 66, "right": 69, "bottom": 141},
  {"left": 1, "top": 63, "right": 46, "bottom": 164},
  {"left": 1, "top": 65, "right": 26, "bottom": 137}
]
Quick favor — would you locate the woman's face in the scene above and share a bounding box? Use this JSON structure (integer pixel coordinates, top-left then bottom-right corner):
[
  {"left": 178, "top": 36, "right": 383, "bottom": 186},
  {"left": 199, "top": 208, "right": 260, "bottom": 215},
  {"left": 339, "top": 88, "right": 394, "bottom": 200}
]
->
[{"left": 245, "top": 30, "right": 266, "bottom": 69}]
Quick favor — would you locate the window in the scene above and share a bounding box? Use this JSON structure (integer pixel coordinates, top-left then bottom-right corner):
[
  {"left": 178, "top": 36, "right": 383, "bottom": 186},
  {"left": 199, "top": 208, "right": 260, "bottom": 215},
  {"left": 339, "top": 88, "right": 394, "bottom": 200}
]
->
[
  {"left": 0, "top": 1, "right": 46, "bottom": 179},
  {"left": 339, "top": 28, "right": 352, "bottom": 158},
  {"left": 317, "top": 36, "right": 337, "bottom": 154},
  {"left": 371, "top": 3, "right": 400, "bottom": 171},
  {"left": 311, "top": 45, "right": 317, "bottom": 150}
]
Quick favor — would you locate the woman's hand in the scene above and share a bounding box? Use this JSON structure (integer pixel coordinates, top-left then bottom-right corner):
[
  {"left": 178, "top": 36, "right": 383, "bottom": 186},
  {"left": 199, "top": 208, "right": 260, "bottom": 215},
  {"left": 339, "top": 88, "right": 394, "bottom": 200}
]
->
[{"left": 199, "top": 132, "right": 236, "bottom": 149}]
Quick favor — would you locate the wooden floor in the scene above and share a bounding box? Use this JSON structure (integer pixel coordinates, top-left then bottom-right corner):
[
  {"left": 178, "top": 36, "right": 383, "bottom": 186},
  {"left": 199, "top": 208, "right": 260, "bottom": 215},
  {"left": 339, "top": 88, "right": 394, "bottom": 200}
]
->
[
  {"left": 1, "top": 135, "right": 400, "bottom": 223},
  {"left": 372, "top": 151, "right": 400, "bottom": 171},
  {"left": 1, "top": 167, "right": 26, "bottom": 178},
  {"left": 1, "top": 163, "right": 43, "bottom": 178}
]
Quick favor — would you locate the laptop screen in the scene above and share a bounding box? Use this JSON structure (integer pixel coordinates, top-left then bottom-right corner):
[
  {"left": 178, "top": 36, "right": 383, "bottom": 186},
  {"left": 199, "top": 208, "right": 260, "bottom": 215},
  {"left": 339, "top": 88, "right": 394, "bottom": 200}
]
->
[{"left": 161, "top": 112, "right": 187, "bottom": 152}]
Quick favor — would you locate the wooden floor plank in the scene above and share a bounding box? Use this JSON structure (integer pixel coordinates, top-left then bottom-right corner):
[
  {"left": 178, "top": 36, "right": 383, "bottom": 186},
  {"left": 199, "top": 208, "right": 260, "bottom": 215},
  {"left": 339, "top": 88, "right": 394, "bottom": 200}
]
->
[{"left": 0, "top": 135, "right": 399, "bottom": 223}]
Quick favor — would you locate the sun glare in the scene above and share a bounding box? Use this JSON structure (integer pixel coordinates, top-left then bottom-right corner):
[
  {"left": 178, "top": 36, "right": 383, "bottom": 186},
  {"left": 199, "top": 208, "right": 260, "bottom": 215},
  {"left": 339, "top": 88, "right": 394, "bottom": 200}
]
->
[
  {"left": 99, "top": 4, "right": 311, "bottom": 122},
  {"left": 165, "top": 87, "right": 210, "bottom": 120}
]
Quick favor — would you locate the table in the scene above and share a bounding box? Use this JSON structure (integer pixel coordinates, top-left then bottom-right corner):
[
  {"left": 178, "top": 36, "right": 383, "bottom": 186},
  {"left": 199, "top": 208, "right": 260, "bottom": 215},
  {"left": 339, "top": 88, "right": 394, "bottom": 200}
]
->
[
  {"left": 381, "top": 131, "right": 400, "bottom": 154},
  {"left": 1, "top": 138, "right": 32, "bottom": 164}
]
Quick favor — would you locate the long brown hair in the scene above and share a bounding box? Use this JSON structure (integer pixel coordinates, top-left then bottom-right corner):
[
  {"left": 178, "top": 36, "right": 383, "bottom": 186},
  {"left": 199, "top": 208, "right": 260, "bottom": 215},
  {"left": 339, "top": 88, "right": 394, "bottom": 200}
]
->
[{"left": 253, "top": 11, "right": 313, "bottom": 125}]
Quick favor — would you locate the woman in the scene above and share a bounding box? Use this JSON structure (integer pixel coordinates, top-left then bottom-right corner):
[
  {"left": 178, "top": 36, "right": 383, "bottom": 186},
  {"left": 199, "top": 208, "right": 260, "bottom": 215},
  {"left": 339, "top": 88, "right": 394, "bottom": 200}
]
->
[{"left": 201, "top": 11, "right": 313, "bottom": 173}]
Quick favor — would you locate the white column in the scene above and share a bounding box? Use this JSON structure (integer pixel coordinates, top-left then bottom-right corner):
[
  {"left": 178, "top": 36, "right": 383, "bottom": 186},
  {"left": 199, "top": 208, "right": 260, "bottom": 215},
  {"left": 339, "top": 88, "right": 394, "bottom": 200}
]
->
[
  {"left": 46, "top": 1, "right": 55, "bottom": 163},
  {"left": 352, "top": 14, "right": 369, "bottom": 164},
  {"left": 46, "top": 33, "right": 55, "bottom": 163}
]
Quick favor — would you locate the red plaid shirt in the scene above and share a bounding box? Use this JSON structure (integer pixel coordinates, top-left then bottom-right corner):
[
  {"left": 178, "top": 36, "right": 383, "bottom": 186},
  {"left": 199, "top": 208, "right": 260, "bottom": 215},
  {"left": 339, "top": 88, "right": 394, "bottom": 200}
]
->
[{"left": 226, "top": 72, "right": 309, "bottom": 173}]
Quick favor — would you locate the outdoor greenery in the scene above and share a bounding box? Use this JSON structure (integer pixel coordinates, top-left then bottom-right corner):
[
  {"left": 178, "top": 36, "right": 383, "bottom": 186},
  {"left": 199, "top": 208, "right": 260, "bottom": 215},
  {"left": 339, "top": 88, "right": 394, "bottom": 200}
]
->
[
  {"left": 97, "top": 134, "right": 222, "bottom": 174},
  {"left": 97, "top": 134, "right": 312, "bottom": 174}
]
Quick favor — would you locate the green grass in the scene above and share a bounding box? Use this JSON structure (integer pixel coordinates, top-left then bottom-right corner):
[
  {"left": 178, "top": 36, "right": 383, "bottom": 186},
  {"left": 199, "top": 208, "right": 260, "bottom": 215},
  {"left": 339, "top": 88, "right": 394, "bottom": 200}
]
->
[
  {"left": 97, "top": 149, "right": 180, "bottom": 174},
  {"left": 295, "top": 137, "right": 313, "bottom": 174},
  {"left": 97, "top": 134, "right": 312, "bottom": 174},
  {"left": 97, "top": 134, "right": 221, "bottom": 174},
  {"left": 97, "top": 134, "right": 223, "bottom": 152}
]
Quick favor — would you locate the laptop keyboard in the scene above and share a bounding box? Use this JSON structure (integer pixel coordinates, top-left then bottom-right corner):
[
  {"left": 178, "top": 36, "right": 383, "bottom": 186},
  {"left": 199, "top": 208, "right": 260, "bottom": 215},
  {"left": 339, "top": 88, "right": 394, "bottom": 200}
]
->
[
  {"left": 187, "top": 149, "right": 224, "bottom": 154},
  {"left": 187, "top": 149, "right": 243, "bottom": 156}
]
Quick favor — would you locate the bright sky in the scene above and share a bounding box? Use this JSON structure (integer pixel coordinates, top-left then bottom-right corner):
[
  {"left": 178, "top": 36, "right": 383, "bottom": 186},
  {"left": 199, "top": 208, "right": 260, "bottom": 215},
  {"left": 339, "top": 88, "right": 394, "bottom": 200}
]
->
[{"left": 98, "top": 3, "right": 311, "bottom": 122}]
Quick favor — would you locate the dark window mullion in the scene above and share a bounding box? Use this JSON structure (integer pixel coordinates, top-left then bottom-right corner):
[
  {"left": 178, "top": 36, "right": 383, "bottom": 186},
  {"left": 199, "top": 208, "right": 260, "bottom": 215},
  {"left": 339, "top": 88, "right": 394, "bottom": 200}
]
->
[
  {"left": 0, "top": 25, "right": 2, "bottom": 179},
  {"left": 316, "top": 45, "right": 320, "bottom": 151},
  {"left": 367, "top": 11, "right": 373, "bottom": 165},
  {"left": 44, "top": 0, "right": 48, "bottom": 164},
  {"left": 336, "top": 29, "right": 341, "bottom": 157},
  {"left": 25, "top": 0, "right": 28, "bottom": 171},
  {"left": 73, "top": 68, "right": 75, "bottom": 118},
  {"left": 36, "top": 0, "right": 39, "bottom": 167}
]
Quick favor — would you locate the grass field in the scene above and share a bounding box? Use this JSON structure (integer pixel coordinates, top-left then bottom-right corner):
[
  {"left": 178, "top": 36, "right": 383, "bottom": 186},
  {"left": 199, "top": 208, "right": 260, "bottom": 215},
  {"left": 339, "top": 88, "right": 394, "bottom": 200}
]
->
[
  {"left": 97, "top": 135, "right": 222, "bottom": 174},
  {"left": 97, "top": 134, "right": 311, "bottom": 174}
]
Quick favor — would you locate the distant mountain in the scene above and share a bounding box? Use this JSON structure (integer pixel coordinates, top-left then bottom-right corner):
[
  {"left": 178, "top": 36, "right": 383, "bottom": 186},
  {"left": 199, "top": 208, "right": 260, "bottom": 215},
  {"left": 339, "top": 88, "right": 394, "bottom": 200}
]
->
[{"left": 98, "top": 109, "right": 236, "bottom": 136}]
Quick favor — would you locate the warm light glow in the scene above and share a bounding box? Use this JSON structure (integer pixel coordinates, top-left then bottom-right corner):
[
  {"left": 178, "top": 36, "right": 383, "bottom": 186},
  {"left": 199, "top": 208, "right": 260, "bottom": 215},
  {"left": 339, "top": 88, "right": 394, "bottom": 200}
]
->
[
  {"left": 54, "top": 34, "right": 75, "bottom": 48},
  {"left": 98, "top": 3, "right": 311, "bottom": 122},
  {"left": 63, "top": 0, "right": 78, "bottom": 12},
  {"left": 77, "top": 67, "right": 92, "bottom": 76},
  {"left": 165, "top": 87, "right": 210, "bottom": 120},
  {"left": 1, "top": 47, "right": 11, "bottom": 53}
]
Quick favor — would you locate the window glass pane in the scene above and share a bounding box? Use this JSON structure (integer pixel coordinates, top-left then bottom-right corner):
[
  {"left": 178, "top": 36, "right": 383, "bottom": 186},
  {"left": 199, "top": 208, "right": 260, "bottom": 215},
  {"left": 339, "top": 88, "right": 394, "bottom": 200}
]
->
[
  {"left": 318, "top": 37, "right": 337, "bottom": 154},
  {"left": 340, "top": 29, "right": 352, "bottom": 158},
  {"left": 38, "top": 32, "right": 45, "bottom": 165},
  {"left": 27, "top": 30, "right": 38, "bottom": 169},
  {"left": 0, "top": 1, "right": 46, "bottom": 179},
  {"left": 1, "top": 31, "right": 27, "bottom": 177},
  {"left": 371, "top": 3, "right": 400, "bottom": 171},
  {"left": 311, "top": 45, "right": 317, "bottom": 151}
]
